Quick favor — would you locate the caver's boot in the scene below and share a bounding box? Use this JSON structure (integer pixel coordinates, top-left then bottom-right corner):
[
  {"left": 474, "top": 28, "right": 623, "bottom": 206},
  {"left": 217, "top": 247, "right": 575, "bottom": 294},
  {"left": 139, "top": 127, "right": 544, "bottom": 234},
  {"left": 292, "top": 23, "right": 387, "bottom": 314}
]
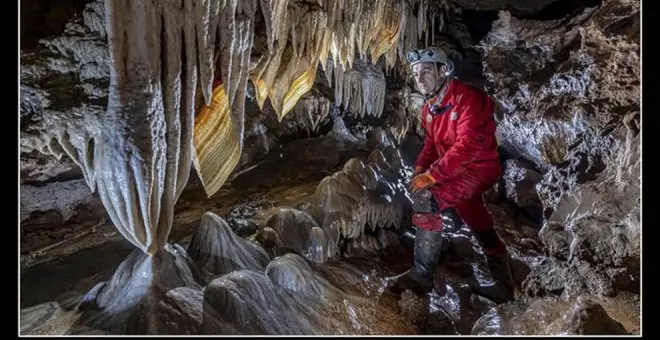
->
[
  {"left": 474, "top": 228, "right": 518, "bottom": 295},
  {"left": 469, "top": 230, "right": 518, "bottom": 303},
  {"left": 467, "top": 250, "right": 517, "bottom": 304},
  {"left": 388, "top": 227, "right": 444, "bottom": 295},
  {"left": 484, "top": 248, "right": 517, "bottom": 299},
  {"left": 439, "top": 207, "right": 464, "bottom": 232}
]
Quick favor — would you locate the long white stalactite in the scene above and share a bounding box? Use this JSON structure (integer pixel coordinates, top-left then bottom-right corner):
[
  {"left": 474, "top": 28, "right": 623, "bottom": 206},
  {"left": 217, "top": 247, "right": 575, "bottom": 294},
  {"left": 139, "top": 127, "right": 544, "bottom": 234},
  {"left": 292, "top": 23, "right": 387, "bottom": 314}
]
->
[{"left": 94, "top": 0, "right": 257, "bottom": 254}]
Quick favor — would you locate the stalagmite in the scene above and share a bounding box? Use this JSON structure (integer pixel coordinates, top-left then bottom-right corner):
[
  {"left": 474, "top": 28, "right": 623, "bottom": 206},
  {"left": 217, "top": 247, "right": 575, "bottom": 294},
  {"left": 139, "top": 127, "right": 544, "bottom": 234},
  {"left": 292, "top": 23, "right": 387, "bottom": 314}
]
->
[
  {"left": 187, "top": 212, "right": 271, "bottom": 281},
  {"left": 310, "top": 149, "right": 409, "bottom": 244},
  {"left": 263, "top": 207, "right": 334, "bottom": 263},
  {"left": 244, "top": 143, "right": 411, "bottom": 265},
  {"left": 72, "top": 244, "right": 204, "bottom": 334},
  {"left": 265, "top": 253, "right": 328, "bottom": 299}
]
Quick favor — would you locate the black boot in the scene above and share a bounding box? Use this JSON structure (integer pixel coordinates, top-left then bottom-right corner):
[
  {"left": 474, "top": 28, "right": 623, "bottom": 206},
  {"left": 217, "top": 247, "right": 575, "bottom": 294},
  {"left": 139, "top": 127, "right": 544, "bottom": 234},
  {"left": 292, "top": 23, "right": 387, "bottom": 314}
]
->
[
  {"left": 485, "top": 252, "right": 517, "bottom": 294},
  {"left": 473, "top": 229, "right": 517, "bottom": 293},
  {"left": 465, "top": 251, "right": 516, "bottom": 304},
  {"left": 388, "top": 227, "right": 444, "bottom": 295},
  {"left": 439, "top": 208, "right": 464, "bottom": 232},
  {"left": 468, "top": 229, "right": 517, "bottom": 303}
]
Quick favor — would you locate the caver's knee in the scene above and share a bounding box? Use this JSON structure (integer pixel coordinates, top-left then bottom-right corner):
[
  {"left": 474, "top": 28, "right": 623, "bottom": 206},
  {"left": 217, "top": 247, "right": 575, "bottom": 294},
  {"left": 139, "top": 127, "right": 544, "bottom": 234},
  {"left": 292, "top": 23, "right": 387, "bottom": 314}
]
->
[
  {"left": 431, "top": 163, "right": 501, "bottom": 205},
  {"left": 431, "top": 179, "right": 488, "bottom": 207},
  {"left": 454, "top": 199, "right": 494, "bottom": 232},
  {"left": 474, "top": 160, "right": 502, "bottom": 188},
  {"left": 412, "top": 213, "right": 445, "bottom": 232}
]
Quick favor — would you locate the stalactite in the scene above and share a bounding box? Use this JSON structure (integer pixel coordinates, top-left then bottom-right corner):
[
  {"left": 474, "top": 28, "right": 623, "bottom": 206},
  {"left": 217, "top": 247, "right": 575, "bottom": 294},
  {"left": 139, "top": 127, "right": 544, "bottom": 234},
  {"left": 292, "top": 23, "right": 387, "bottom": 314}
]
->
[
  {"left": 55, "top": 129, "right": 97, "bottom": 192},
  {"left": 70, "top": 0, "right": 445, "bottom": 254},
  {"left": 193, "top": 0, "right": 449, "bottom": 198},
  {"left": 289, "top": 95, "right": 332, "bottom": 136},
  {"left": 26, "top": 0, "right": 447, "bottom": 201},
  {"left": 248, "top": 0, "right": 420, "bottom": 121},
  {"left": 302, "top": 148, "right": 409, "bottom": 247},
  {"left": 21, "top": 104, "right": 104, "bottom": 193},
  {"left": 333, "top": 59, "right": 386, "bottom": 118},
  {"left": 192, "top": 0, "right": 257, "bottom": 198},
  {"left": 192, "top": 85, "right": 243, "bottom": 199}
]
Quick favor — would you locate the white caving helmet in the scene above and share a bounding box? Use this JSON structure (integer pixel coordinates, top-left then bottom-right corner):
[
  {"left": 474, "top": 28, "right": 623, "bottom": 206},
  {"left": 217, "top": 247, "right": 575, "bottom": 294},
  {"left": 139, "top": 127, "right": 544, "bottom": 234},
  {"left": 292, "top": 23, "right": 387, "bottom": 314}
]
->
[{"left": 407, "top": 46, "right": 454, "bottom": 77}]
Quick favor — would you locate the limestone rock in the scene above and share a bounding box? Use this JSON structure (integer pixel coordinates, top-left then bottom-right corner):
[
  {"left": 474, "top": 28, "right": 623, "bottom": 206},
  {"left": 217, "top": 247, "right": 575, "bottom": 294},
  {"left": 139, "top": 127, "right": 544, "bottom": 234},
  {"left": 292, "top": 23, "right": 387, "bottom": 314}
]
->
[
  {"left": 499, "top": 158, "right": 543, "bottom": 221},
  {"left": 478, "top": 0, "right": 639, "bottom": 297}
]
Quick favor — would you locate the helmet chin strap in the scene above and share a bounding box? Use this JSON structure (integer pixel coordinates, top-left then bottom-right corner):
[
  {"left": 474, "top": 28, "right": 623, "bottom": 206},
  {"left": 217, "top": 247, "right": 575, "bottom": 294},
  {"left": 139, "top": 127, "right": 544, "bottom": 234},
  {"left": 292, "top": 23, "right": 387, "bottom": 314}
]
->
[
  {"left": 423, "top": 80, "right": 445, "bottom": 100},
  {"left": 423, "top": 66, "right": 449, "bottom": 101}
]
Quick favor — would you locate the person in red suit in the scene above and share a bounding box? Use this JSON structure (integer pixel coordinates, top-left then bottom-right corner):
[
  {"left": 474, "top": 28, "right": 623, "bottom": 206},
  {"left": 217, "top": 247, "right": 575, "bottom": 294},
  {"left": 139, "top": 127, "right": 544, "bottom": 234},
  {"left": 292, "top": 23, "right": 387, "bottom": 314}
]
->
[{"left": 388, "top": 46, "right": 516, "bottom": 302}]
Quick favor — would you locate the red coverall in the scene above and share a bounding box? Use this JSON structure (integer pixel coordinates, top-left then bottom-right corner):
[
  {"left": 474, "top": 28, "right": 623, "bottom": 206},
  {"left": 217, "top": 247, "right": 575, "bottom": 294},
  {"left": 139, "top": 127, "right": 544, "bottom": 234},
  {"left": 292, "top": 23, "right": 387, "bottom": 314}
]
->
[{"left": 414, "top": 78, "right": 502, "bottom": 242}]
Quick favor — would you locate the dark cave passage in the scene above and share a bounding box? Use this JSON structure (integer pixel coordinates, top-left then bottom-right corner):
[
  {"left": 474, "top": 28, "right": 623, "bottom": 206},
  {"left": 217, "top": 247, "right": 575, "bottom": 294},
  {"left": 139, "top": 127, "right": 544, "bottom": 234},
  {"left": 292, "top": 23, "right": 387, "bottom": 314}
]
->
[{"left": 20, "top": 0, "right": 90, "bottom": 50}]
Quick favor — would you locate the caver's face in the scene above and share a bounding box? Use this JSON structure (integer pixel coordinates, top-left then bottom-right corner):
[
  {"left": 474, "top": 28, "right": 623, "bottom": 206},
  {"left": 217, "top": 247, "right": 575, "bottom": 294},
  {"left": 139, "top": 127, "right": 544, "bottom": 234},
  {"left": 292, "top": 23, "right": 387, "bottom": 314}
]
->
[{"left": 411, "top": 62, "right": 447, "bottom": 95}]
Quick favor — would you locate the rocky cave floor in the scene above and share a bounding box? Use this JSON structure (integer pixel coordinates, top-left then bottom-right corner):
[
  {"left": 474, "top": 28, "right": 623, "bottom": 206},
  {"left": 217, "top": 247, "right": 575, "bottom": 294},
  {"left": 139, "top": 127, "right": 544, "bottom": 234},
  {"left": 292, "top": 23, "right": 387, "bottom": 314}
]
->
[{"left": 20, "top": 130, "right": 639, "bottom": 335}]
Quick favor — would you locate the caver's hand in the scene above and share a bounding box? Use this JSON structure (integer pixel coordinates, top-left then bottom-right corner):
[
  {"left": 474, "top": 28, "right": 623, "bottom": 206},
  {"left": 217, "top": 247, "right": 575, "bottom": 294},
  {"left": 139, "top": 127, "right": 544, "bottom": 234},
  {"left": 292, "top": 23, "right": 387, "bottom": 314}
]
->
[{"left": 408, "top": 172, "right": 436, "bottom": 194}]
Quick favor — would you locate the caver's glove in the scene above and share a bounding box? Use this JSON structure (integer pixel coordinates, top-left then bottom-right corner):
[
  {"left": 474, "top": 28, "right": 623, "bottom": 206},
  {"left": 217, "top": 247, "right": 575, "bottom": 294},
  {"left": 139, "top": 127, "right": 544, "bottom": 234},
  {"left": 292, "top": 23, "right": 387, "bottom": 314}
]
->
[{"left": 408, "top": 172, "right": 437, "bottom": 194}]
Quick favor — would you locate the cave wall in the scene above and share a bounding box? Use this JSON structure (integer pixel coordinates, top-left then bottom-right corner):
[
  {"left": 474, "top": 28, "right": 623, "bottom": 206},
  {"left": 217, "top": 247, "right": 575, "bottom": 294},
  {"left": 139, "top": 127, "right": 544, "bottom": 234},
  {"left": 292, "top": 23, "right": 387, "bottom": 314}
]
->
[
  {"left": 20, "top": 0, "right": 110, "bottom": 248},
  {"left": 478, "top": 0, "right": 639, "bottom": 297}
]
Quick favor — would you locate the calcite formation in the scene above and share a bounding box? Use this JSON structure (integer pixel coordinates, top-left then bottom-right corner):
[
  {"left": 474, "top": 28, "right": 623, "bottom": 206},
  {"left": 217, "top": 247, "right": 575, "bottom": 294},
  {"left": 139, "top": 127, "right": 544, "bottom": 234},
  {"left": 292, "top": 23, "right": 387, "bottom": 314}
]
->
[
  {"left": 258, "top": 143, "right": 412, "bottom": 264},
  {"left": 65, "top": 210, "right": 414, "bottom": 335},
  {"left": 20, "top": 0, "right": 640, "bottom": 336},
  {"left": 21, "top": 0, "right": 464, "bottom": 256},
  {"left": 197, "top": 0, "right": 457, "bottom": 199}
]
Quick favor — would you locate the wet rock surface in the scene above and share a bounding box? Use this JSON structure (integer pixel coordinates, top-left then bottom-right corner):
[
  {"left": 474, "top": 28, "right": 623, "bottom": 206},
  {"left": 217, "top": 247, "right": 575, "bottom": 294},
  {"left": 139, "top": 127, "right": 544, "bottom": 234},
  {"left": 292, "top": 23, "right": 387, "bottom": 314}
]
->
[
  {"left": 20, "top": 179, "right": 105, "bottom": 225},
  {"left": 558, "top": 296, "right": 629, "bottom": 335},
  {"left": 20, "top": 179, "right": 108, "bottom": 256},
  {"left": 188, "top": 213, "right": 271, "bottom": 282},
  {"left": 479, "top": 0, "right": 640, "bottom": 300},
  {"left": 471, "top": 293, "right": 634, "bottom": 335},
  {"left": 71, "top": 244, "right": 204, "bottom": 334},
  {"left": 28, "top": 214, "right": 417, "bottom": 335},
  {"left": 224, "top": 200, "right": 270, "bottom": 237},
  {"left": 497, "top": 157, "right": 544, "bottom": 224},
  {"left": 20, "top": 0, "right": 108, "bottom": 192},
  {"left": 522, "top": 256, "right": 585, "bottom": 297}
]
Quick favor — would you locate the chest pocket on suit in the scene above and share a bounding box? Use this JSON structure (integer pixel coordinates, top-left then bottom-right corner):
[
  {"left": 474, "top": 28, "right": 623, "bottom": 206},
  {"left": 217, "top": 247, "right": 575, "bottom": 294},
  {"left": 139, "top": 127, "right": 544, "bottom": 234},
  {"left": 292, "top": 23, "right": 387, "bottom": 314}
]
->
[{"left": 444, "top": 112, "right": 459, "bottom": 144}]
